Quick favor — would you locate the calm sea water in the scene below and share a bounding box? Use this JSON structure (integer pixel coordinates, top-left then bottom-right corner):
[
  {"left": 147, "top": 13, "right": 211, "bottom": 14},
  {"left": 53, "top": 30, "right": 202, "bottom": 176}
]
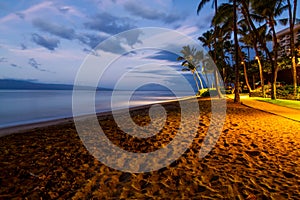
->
[{"left": 0, "top": 90, "right": 191, "bottom": 128}]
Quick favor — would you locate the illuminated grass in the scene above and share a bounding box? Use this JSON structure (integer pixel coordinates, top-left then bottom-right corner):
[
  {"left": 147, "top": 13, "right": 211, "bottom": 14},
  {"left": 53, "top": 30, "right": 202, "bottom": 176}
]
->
[{"left": 253, "top": 97, "right": 300, "bottom": 110}]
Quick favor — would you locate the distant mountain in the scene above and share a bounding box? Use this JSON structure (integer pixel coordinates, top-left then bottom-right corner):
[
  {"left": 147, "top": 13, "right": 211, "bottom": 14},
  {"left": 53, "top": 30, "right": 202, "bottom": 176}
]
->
[{"left": 0, "top": 79, "right": 112, "bottom": 90}]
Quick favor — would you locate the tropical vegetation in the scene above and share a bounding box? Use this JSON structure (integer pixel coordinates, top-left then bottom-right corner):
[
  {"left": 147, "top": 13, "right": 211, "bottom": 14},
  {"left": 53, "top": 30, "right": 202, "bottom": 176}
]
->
[{"left": 187, "top": 0, "right": 300, "bottom": 101}]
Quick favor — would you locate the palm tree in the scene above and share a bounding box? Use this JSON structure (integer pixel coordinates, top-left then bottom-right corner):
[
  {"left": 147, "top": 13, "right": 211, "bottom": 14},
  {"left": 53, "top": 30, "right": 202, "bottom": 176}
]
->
[
  {"left": 239, "top": 22, "right": 268, "bottom": 97},
  {"left": 197, "top": 0, "right": 224, "bottom": 98},
  {"left": 251, "top": 0, "right": 288, "bottom": 99},
  {"left": 212, "top": 1, "right": 240, "bottom": 101},
  {"left": 233, "top": 0, "right": 240, "bottom": 102},
  {"left": 198, "top": 29, "right": 214, "bottom": 53},
  {"left": 177, "top": 46, "right": 205, "bottom": 94},
  {"left": 198, "top": 29, "right": 224, "bottom": 97},
  {"left": 197, "top": 0, "right": 218, "bottom": 16}
]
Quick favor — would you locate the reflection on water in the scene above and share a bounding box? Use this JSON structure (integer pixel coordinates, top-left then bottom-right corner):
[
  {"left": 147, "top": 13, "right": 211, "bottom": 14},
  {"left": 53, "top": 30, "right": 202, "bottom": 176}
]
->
[{"left": 0, "top": 90, "right": 191, "bottom": 128}]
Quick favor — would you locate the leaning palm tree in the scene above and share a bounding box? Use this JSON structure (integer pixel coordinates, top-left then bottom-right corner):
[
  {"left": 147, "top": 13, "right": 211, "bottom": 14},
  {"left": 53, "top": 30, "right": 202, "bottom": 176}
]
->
[{"left": 177, "top": 46, "right": 205, "bottom": 94}]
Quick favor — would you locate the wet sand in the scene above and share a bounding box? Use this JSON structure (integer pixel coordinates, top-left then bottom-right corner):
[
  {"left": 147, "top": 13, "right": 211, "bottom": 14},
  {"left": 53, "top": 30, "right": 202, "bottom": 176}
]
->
[{"left": 0, "top": 98, "right": 299, "bottom": 199}]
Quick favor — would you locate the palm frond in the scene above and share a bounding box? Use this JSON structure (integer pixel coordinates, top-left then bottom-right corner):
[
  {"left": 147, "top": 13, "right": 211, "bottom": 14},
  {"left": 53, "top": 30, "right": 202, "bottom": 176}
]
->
[{"left": 197, "top": 0, "right": 211, "bottom": 15}]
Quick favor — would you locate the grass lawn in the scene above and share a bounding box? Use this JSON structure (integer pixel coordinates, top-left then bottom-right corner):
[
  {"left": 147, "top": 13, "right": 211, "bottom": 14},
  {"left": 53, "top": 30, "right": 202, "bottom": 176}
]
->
[{"left": 253, "top": 97, "right": 300, "bottom": 110}]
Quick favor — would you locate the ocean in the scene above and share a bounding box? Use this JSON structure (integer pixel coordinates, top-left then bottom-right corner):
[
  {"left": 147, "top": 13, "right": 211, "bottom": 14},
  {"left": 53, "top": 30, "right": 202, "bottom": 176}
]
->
[{"left": 0, "top": 90, "right": 191, "bottom": 128}]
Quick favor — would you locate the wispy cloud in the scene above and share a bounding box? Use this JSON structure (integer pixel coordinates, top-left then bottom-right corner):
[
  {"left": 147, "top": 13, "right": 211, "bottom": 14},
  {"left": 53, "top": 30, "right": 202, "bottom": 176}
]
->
[
  {"left": 28, "top": 58, "right": 53, "bottom": 73},
  {"left": 123, "top": 1, "right": 183, "bottom": 23},
  {"left": 32, "top": 18, "right": 76, "bottom": 40},
  {"left": 84, "top": 12, "right": 135, "bottom": 35}
]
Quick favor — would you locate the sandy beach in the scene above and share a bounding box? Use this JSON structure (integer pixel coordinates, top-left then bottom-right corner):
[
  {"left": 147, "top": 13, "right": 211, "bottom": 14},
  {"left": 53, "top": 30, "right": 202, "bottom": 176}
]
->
[{"left": 0, "top": 98, "right": 299, "bottom": 199}]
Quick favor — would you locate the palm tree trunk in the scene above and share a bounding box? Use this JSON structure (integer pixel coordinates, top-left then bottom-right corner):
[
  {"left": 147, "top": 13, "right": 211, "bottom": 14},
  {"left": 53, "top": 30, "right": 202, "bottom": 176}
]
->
[
  {"left": 195, "top": 70, "right": 204, "bottom": 89},
  {"left": 233, "top": 0, "right": 240, "bottom": 103},
  {"left": 288, "top": 0, "right": 298, "bottom": 96},
  {"left": 238, "top": 46, "right": 252, "bottom": 92},
  {"left": 193, "top": 73, "right": 200, "bottom": 93},
  {"left": 256, "top": 56, "right": 265, "bottom": 97},
  {"left": 214, "top": 69, "right": 223, "bottom": 98},
  {"left": 242, "top": 62, "right": 252, "bottom": 92},
  {"left": 254, "top": 46, "right": 265, "bottom": 98},
  {"left": 270, "top": 23, "right": 279, "bottom": 100}
]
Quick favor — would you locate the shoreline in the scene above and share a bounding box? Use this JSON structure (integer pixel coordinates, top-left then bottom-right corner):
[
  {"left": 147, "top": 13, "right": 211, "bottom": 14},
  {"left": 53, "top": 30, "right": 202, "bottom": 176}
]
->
[{"left": 0, "top": 95, "right": 208, "bottom": 137}]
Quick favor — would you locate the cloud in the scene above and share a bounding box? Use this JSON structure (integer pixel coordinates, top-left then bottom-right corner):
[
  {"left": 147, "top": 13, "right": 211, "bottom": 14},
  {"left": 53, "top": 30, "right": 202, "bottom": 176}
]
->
[
  {"left": 99, "top": 38, "right": 127, "bottom": 54},
  {"left": 31, "top": 33, "right": 60, "bottom": 51},
  {"left": 28, "top": 58, "right": 41, "bottom": 69},
  {"left": 84, "top": 13, "right": 135, "bottom": 35},
  {"left": 32, "top": 18, "right": 76, "bottom": 40},
  {"left": 0, "top": 57, "right": 8, "bottom": 63},
  {"left": 57, "top": 6, "right": 71, "bottom": 14},
  {"left": 28, "top": 58, "right": 52, "bottom": 73},
  {"left": 77, "top": 33, "right": 107, "bottom": 49},
  {"left": 10, "top": 64, "right": 22, "bottom": 68},
  {"left": 119, "top": 29, "right": 143, "bottom": 47},
  {"left": 83, "top": 48, "right": 99, "bottom": 56},
  {"left": 145, "top": 50, "right": 179, "bottom": 63},
  {"left": 20, "top": 43, "right": 27, "bottom": 50},
  {"left": 15, "top": 12, "right": 25, "bottom": 19},
  {"left": 123, "top": 1, "right": 182, "bottom": 23}
]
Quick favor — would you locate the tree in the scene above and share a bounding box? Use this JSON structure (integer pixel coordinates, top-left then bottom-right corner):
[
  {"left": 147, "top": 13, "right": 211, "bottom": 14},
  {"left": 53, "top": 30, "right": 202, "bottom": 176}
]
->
[
  {"left": 197, "top": 0, "right": 218, "bottom": 16},
  {"left": 197, "top": 0, "right": 224, "bottom": 98},
  {"left": 238, "top": 22, "right": 271, "bottom": 97},
  {"left": 208, "top": 1, "right": 240, "bottom": 101},
  {"left": 177, "top": 46, "right": 205, "bottom": 94},
  {"left": 251, "top": 0, "right": 288, "bottom": 99},
  {"left": 233, "top": 0, "right": 240, "bottom": 102}
]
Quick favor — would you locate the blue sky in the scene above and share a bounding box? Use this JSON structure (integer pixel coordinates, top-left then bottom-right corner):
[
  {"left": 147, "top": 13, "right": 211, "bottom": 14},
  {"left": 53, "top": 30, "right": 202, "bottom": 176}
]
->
[{"left": 0, "top": 0, "right": 295, "bottom": 88}]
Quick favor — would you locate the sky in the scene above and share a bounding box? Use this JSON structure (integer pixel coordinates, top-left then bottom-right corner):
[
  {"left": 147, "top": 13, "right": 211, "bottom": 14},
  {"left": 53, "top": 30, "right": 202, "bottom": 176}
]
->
[
  {"left": 0, "top": 0, "right": 218, "bottom": 88},
  {"left": 0, "top": 0, "right": 296, "bottom": 88}
]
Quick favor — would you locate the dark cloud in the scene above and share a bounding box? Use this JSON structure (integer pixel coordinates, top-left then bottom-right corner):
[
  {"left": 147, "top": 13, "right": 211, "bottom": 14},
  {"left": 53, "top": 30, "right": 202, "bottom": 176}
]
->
[
  {"left": 10, "top": 64, "right": 22, "bottom": 68},
  {"left": 32, "top": 19, "right": 76, "bottom": 40},
  {"left": 77, "top": 33, "right": 107, "bottom": 49},
  {"left": 145, "top": 50, "right": 179, "bottom": 62},
  {"left": 31, "top": 33, "right": 60, "bottom": 51},
  {"left": 20, "top": 43, "right": 27, "bottom": 50},
  {"left": 84, "top": 13, "right": 135, "bottom": 35},
  {"left": 28, "top": 58, "right": 41, "bottom": 69},
  {"left": 123, "top": 2, "right": 183, "bottom": 23}
]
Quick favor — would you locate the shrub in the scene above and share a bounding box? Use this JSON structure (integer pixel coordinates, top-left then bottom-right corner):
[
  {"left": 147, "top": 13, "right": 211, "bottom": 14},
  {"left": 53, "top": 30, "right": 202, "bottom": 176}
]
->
[{"left": 198, "top": 88, "right": 220, "bottom": 97}]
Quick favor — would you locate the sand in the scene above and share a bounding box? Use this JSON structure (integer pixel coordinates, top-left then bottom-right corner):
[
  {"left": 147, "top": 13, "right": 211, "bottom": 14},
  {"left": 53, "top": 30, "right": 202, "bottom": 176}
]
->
[{"left": 0, "top": 98, "right": 299, "bottom": 199}]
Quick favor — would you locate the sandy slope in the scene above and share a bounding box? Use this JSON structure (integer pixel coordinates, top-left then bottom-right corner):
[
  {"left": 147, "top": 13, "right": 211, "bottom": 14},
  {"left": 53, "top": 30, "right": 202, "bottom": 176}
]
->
[{"left": 0, "top": 99, "right": 299, "bottom": 199}]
